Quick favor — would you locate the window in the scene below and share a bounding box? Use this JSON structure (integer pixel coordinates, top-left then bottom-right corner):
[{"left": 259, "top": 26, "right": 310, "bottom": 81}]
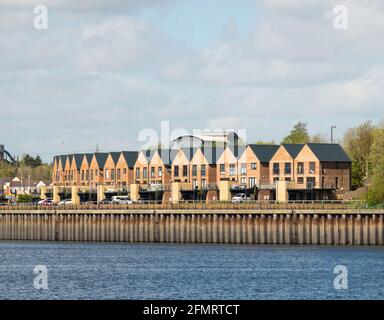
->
[
  {"left": 201, "top": 179, "right": 206, "bottom": 189},
  {"left": 273, "top": 163, "right": 279, "bottom": 175},
  {"left": 86, "top": 170, "right": 89, "bottom": 180},
  {"left": 322, "top": 177, "right": 325, "bottom": 188},
  {"left": 335, "top": 177, "right": 339, "bottom": 189},
  {"left": 307, "top": 177, "right": 316, "bottom": 188},
  {"left": 174, "top": 165, "right": 179, "bottom": 177},
  {"left": 81, "top": 170, "right": 84, "bottom": 181},
  {"left": 192, "top": 165, "right": 197, "bottom": 176},
  {"left": 192, "top": 179, "right": 197, "bottom": 189},
  {"left": 117, "top": 169, "right": 121, "bottom": 179},
  {"left": 251, "top": 163, "right": 257, "bottom": 170},
  {"left": 105, "top": 169, "right": 109, "bottom": 180},
  {"left": 201, "top": 165, "right": 206, "bottom": 177},
  {"left": 284, "top": 163, "right": 291, "bottom": 175},
  {"left": 241, "top": 177, "right": 246, "bottom": 185},
  {"left": 273, "top": 177, "right": 279, "bottom": 182},
  {"left": 183, "top": 165, "right": 188, "bottom": 177},
  {"left": 95, "top": 169, "right": 98, "bottom": 176},
  {"left": 229, "top": 164, "right": 235, "bottom": 176},
  {"left": 158, "top": 166, "right": 162, "bottom": 177},
  {"left": 249, "top": 178, "right": 256, "bottom": 188},
  {"left": 285, "top": 177, "right": 291, "bottom": 181},
  {"left": 297, "top": 162, "right": 304, "bottom": 174},
  {"left": 297, "top": 177, "right": 304, "bottom": 184},
  {"left": 143, "top": 167, "right": 147, "bottom": 178},
  {"left": 91, "top": 170, "right": 94, "bottom": 181},
  {"left": 220, "top": 164, "right": 225, "bottom": 174},
  {"left": 309, "top": 162, "right": 316, "bottom": 174},
  {"left": 151, "top": 167, "right": 155, "bottom": 178},
  {"left": 111, "top": 169, "right": 115, "bottom": 180},
  {"left": 136, "top": 168, "right": 140, "bottom": 178},
  {"left": 123, "top": 168, "right": 127, "bottom": 175},
  {"left": 240, "top": 163, "right": 246, "bottom": 175}
]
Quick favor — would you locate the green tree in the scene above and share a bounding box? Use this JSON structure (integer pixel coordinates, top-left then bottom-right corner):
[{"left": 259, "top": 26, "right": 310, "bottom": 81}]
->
[
  {"left": 310, "top": 133, "right": 328, "bottom": 143},
  {"left": 21, "top": 154, "right": 43, "bottom": 168},
  {"left": 281, "top": 122, "right": 310, "bottom": 144},
  {"left": 342, "top": 121, "right": 375, "bottom": 188},
  {"left": 0, "top": 162, "right": 17, "bottom": 178},
  {"left": 255, "top": 140, "right": 276, "bottom": 145},
  {"left": 367, "top": 125, "right": 384, "bottom": 205}
]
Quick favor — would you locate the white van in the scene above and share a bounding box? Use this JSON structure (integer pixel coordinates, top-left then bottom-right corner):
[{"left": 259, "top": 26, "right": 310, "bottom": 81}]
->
[{"left": 111, "top": 196, "right": 133, "bottom": 204}]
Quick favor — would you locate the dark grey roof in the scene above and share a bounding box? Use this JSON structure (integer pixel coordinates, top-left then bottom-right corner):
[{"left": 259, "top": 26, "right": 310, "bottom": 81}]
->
[
  {"left": 60, "top": 155, "right": 67, "bottom": 168},
  {"left": 307, "top": 143, "right": 351, "bottom": 162},
  {"left": 143, "top": 149, "right": 154, "bottom": 162},
  {"left": 282, "top": 144, "right": 305, "bottom": 158},
  {"left": 73, "top": 154, "right": 84, "bottom": 170},
  {"left": 85, "top": 153, "right": 93, "bottom": 165},
  {"left": 94, "top": 153, "right": 109, "bottom": 168},
  {"left": 202, "top": 146, "right": 224, "bottom": 164},
  {"left": 121, "top": 151, "right": 138, "bottom": 168},
  {"left": 248, "top": 144, "right": 280, "bottom": 162},
  {"left": 180, "top": 147, "right": 198, "bottom": 161},
  {"left": 157, "top": 149, "right": 177, "bottom": 165},
  {"left": 53, "top": 156, "right": 59, "bottom": 168},
  {"left": 109, "top": 152, "right": 121, "bottom": 165}
]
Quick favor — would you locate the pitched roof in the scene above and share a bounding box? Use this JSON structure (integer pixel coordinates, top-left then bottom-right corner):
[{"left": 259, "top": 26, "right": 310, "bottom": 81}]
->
[
  {"left": 73, "top": 154, "right": 84, "bottom": 169},
  {"left": 180, "top": 147, "right": 198, "bottom": 161},
  {"left": 248, "top": 144, "right": 280, "bottom": 162},
  {"left": 67, "top": 154, "right": 73, "bottom": 166},
  {"left": 121, "top": 151, "right": 138, "bottom": 168},
  {"left": 85, "top": 153, "right": 93, "bottom": 165},
  {"left": 60, "top": 155, "right": 67, "bottom": 168},
  {"left": 306, "top": 143, "right": 351, "bottom": 162},
  {"left": 109, "top": 152, "right": 121, "bottom": 165},
  {"left": 94, "top": 153, "right": 109, "bottom": 168},
  {"left": 282, "top": 144, "right": 305, "bottom": 158},
  {"left": 202, "top": 146, "right": 224, "bottom": 164},
  {"left": 157, "top": 149, "right": 177, "bottom": 165}
]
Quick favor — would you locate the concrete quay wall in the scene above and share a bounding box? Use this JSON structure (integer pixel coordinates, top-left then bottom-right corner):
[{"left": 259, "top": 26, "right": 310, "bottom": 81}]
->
[{"left": 0, "top": 209, "right": 383, "bottom": 245}]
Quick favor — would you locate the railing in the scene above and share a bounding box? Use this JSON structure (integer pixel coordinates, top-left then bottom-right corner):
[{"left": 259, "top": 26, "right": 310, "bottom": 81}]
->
[{"left": 0, "top": 200, "right": 379, "bottom": 211}]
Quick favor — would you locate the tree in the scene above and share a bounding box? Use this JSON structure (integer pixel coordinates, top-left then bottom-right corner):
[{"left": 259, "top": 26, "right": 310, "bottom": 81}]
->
[
  {"left": 21, "top": 154, "right": 43, "bottom": 168},
  {"left": 342, "top": 121, "right": 375, "bottom": 188},
  {"left": 0, "top": 162, "right": 17, "bottom": 178},
  {"left": 255, "top": 140, "right": 276, "bottom": 145},
  {"left": 281, "top": 122, "right": 310, "bottom": 144},
  {"left": 367, "top": 125, "right": 384, "bottom": 205},
  {"left": 310, "top": 133, "right": 328, "bottom": 143}
]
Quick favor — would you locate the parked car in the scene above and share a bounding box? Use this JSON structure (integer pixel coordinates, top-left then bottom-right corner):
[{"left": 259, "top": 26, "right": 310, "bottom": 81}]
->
[
  {"left": 58, "top": 199, "right": 73, "bottom": 206},
  {"left": 111, "top": 196, "right": 133, "bottom": 205},
  {"left": 99, "top": 198, "right": 113, "bottom": 205},
  {"left": 231, "top": 193, "right": 250, "bottom": 203},
  {"left": 38, "top": 198, "right": 54, "bottom": 206}
]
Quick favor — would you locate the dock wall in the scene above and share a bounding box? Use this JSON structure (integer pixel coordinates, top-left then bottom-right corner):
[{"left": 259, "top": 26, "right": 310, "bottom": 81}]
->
[{"left": 0, "top": 210, "right": 383, "bottom": 245}]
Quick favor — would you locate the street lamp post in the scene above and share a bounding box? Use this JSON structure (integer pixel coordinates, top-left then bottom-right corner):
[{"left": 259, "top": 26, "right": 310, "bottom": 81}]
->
[{"left": 331, "top": 125, "right": 336, "bottom": 143}]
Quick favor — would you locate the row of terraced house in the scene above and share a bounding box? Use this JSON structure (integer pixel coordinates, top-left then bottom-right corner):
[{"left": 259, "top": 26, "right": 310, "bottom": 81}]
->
[{"left": 51, "top": 133, "right": 351, "bottom": 203}]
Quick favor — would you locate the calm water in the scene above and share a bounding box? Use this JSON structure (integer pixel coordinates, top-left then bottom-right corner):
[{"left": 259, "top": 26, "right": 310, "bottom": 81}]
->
[{"left": 0, "top": 241, "right": 383, "bottom": 300}]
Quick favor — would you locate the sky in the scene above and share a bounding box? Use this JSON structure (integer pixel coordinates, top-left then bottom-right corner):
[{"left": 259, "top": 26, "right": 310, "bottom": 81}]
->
[{"left": 1, "top": 0, "right": 384, "bottom": 162}]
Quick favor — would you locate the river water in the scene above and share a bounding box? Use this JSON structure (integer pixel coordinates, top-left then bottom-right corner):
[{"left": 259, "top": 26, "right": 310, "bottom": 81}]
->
[{"left": 0, "top": 242, "right": 383, "bottom": 300}]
